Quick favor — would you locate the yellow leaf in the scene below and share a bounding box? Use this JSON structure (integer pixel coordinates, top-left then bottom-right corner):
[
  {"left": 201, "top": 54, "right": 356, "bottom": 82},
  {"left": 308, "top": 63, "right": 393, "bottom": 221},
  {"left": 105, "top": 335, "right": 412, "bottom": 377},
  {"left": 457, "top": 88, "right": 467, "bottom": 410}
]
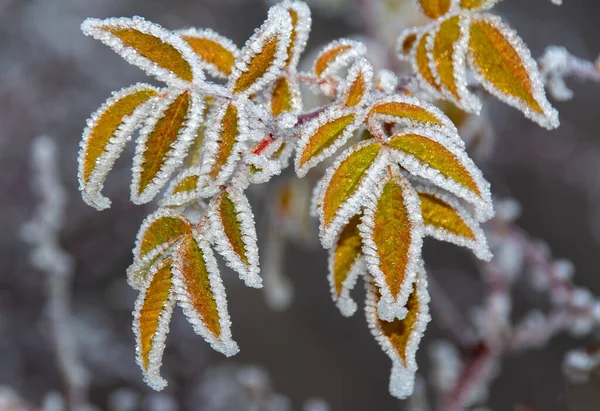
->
[
  {"left": 184, "top": 96, "right": 214, "bottom": 167},
  {"left": 81, "top": 17, "right": 201, "bottom": 84},
  {"left": 209, "top": 102, "right": 240, "bottom": 180},
  {"left": 468, "top": 15, "right": 558, "bottom": 128},
  {"left": 387, "top": 130, "right": 492, "bottom": 221},
  {"left": 417, "top": 0, "right": 452, "bottom": 19},
  {"left": 414, "top": 31, "right": 441, "bottom": 93},
  {"left": 313, "top": 40, "right": 365, "bottom": 78},
  {"left": 133, "top": 257, "right": 175, "bottom": 390},
  {"left": 179, "top": 29, "right": 239, "bottom": 78},
  {"left": 368, "top": 95, "right": 459, "bottom": 137},
  {"left": 397, "top": 28, "right": 419, "bottom": 60},
  {"left": 328, "top": 214, "right": 364, "bottom": 316},
  {"left": 78, "top": 84, "right": 158, "bottom": 210},
  {"left": 270, "top": 76, "right": 296, "bottom": 116},
  {"left": 295, "top": 109, "right": 362, "bottom": 176},
  {"left": 160, "top": 167, "right": 202, "bottom": 208},
  {"left": 416, "top": 186, "right": 491, "bottom": 260},
  {"left": 460, "top": 0, "right": 500, "bottom": 9},
  {"left": 172, "top": 232, "right": 238, "bottom": 356},
  {"left": 343, "top": 59, "right": 372, "bottom": 108},
  {"left": 365, "top": 272, "right": 430, "bottom": 399},
  {"left": 209, "top": 189, "right": 261, "bottom": 288},
  {"left": 133, "top": 91, "right": 202, "bottom": 204},
  {"left": 431, "top": 15, "right": 481, "bottom": 112},
  {"left": 282, "top": 1, "right": 311, "bottom": 69},
  {"left": 320, "top": 142, "right": 381, "bottom": 229},
  {"left": 360, "top": 170, "right": 423, "bottom": 321},
  {"left": 135, "top": 209, "right": 192, "bottom": 260},
  {"left": 230, "top": 6, "right": 292, "bottom": 95}
]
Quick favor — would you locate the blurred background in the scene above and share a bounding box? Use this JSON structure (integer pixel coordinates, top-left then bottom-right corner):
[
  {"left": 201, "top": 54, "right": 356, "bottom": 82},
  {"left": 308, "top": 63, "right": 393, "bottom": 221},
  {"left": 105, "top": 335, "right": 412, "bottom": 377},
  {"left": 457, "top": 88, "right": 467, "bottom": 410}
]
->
[{"left": 2, "top": 0, "right": 600, "bottom": 410}]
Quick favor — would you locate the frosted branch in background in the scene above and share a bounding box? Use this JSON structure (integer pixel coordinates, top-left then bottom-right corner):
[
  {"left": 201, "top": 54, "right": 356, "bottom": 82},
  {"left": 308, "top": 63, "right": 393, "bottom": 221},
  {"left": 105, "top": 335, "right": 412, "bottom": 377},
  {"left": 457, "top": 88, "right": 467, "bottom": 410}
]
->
[{"left": 21, "top": 136, "right": 89, "bottom": 411}]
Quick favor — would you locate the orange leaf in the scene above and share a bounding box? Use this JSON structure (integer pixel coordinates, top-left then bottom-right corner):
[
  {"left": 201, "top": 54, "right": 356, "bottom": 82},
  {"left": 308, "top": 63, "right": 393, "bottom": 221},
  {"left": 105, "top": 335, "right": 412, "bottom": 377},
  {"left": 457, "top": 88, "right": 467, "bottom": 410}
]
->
[
  {"left": 342, "top": 59, "right": 373, "bottom": 108},
  {"left": 282, "top": 1, "right": 311, "bottom": 69},
  {"left": 397, "top": 28, "right": 419, "bottom": 61},
  {"left": 460, "top": 0, "right": 501, "bottom": 9},
  {"left": 133, "top": 257, "right": 175, "bottom": 390},
  {"left": 178, "top": 29, "right": 239, "bottom": 79},
  {"left": 78, "top": 83, "right": 159, "bottom": 210},
  {"left": 208, "top": 189, "right": 261, "bottom": 288},
  {"left": 313, "top": 39, "right": 366, "bottom": 78},
  {"left": 430, "top": 14, "right": 481, "bottom": 112},
  {"left": 417, "top": 0, "right": 452, "bottom": 19},
  {"left": 468, "top": 14, "right": 558, "bottom": 128},
  {"left": 229, "top": 6, "right": 292, "bottom": 96},
  {"left": 127, "top": 209, "right": 192, "bottom": 289},
  {"left": 387, "top": 129, "right": 493, "bottom": 221},
  {"left": 316, "top": 141, "right": 385, "bottom": 248},
  {"left": 160, "top": 167, "right": 203, "bottom": 207},
  {"left": 184, "top": 96, "right": 215, "bottom": 167},
  {"left": 416, "top": 185, "right": 491, "bottom": 260},
  {"left": 295, "top": 108, "right": 364, "bottom": 177},
  {"left": 132, "top": 91, "right": 203, "bottom": 204},
  {"left": 413, "top": 30, "right": 441, "bottom": 94},
  {"left": 81, "top": 17, "right": 203, "bottom": 85},
  {"left": 367, "top": 95, "right": 461, "bottom": 145},
  {"left": 270, "top": 76, "right": 300, "bottom": 116},
  {"left": 365, "top": 271, "right": 430, "bottom": 399},
  {"left": 360, "top": 168, "right": 424, "bottom": 321},
  {"left": 328, "top": 214, "right": 365, "bottom": 316},
  {"left": 197, "top": 101, "right": 245, "bottom": 196},
  {"left": 172, "top": 231, "right": 238, "bottom": 356}
]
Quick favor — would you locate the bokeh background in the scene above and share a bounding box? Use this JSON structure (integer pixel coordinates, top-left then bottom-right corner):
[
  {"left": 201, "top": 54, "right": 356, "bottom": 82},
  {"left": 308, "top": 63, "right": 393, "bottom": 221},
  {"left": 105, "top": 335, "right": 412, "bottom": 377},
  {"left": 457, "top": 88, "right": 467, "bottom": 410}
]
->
[{"left": 2, "top": 0, "right": 600, "bottom": 410}]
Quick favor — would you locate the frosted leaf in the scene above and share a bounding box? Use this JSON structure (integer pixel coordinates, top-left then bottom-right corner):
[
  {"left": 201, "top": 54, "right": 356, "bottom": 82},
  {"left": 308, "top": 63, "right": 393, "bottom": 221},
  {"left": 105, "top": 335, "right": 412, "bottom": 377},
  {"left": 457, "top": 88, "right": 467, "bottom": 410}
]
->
[
  {"left": 416, "top": 0, "right": 453, "bottom": 19},
  {"left": 328, "top": 214, "right": 365, "bottom": 317},
  {"left": 428, "top": 14, "right": 482, "bottom": 113},
  {"left": 459, "top": 0, "right": 503, "bottom": 10},
  {"left": 160, "top": 167, "right": 202, "bottom": 207},
  {"left": 132, "top": 257, "right": 176, "bottom": 391},
  {"left": 397, "top": 27, "right": 420, "bottom": 62},
  {"left": 81, "top": 16, "right": 204, "bottom": 87},
  {"left": 315, "top": 140, "right": 389, "bottom": 248},
  {"left": 467, "top": 14, "right": 559, "bottom": 129},
  {"left": 386, "top": 127, "right": 493, "bottom": 222},
  {"left": 196, "top": 99, "right": 248, "bottom": 197},
  {"left": 269, "top": 75, "right": 303, "bottom": 116},
  {"left": 294, "top": 106, "right": 366, "bottom": 177},
  {"left": 415, "top": 184, "right": 491, "bottom": 260},
  {"left": 280, "top": 0, "right": 312, "bottom": 70},
  {"left": 228, "top": 5, "right": 293, "bottom": 96},
  {"left": 312, "top": 39, "right": 367, "bottom": 78},
  {"left": 131, "top": 90, "right": 204, "bottom": 204},
  {"left": 128, "top": 208, "right": 192, "bottom": 289},
  {"left": 177, "top": 28, "right": 240, "bottom": 79},
  {"left": 374, "top": 69, "right": 399, "bottom": 94},
  {"left": 171, "top": 230, "right": 239, "bottom": 357},
  {"left": 359, "top": 165, "right": 424, "bottom": 321},
  {"left": 364, "top": 268, "right": 431, "bottom": 399},
  {"left": 412, "top": 29, "right": 444, "bottom": 97},
  {"left": 366, "top": 94, "right": 464, "bottom": 148},
  {"left": 207, "top": 188, "right": 262, "bottom": 288},
  {"left": 78, "top": 83, "right": 159, "bottom": 210},
  {"left": 340, "top": 58, "right": 373, "bottom": 108}
]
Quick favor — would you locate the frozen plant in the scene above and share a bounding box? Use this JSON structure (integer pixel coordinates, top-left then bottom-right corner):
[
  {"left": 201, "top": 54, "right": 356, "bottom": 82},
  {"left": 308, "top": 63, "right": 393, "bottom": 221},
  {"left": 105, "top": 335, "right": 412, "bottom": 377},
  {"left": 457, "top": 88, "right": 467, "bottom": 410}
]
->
[{"left": 73, "top": 0, "right": 600, "bottom": 401}]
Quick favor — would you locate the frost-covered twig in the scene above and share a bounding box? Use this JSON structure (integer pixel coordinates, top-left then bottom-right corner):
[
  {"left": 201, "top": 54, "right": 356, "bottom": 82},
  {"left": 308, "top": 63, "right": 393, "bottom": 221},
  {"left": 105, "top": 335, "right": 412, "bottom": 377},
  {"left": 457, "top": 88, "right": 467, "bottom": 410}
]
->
[
  {"left": 539, "top": 46, "right": 600, "bottom": 101},
  {"left": 21, "top": 136, "right": 88, "bottom": 411}
]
